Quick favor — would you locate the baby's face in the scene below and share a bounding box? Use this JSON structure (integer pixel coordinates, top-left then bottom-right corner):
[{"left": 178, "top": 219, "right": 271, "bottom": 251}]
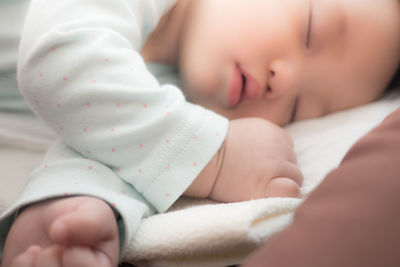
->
[{"left": 178, "top": 0, "right": 400, "bottom": 125}]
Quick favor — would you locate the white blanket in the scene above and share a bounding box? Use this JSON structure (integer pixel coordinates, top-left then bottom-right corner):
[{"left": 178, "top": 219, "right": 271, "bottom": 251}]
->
[{"left": 1, "top": 91, "right": 399, "bottom": 267}]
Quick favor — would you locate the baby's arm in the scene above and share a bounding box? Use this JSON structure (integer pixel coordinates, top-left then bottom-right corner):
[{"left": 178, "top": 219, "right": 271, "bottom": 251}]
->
[
  {"left": 6, "top": 0, "right": 227, "bottom": 264},
  {"left": 2, "top": 119, "right": 301, "bottom": 267},
  {"left": 185, "top": 118, "right": 303, "bottom": 202},
  {"left": 18, "top": 0, "right": 228, "bottom": 214}
]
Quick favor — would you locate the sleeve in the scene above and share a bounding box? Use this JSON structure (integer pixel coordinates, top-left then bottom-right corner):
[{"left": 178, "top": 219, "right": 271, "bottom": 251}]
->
[
  {"left": 0, "top": 140, "right": 156, "bottom": 259},
  {"left": 243, "top": 107, "right": 400, "bottom": 267},
  {"left": 17, "top": 0, "right": 229, "bottom": 212}
]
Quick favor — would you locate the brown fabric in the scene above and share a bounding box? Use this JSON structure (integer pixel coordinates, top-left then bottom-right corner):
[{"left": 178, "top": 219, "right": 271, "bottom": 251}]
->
[{"left": 244, "top": 107, "right": 400, "bottom": 267}]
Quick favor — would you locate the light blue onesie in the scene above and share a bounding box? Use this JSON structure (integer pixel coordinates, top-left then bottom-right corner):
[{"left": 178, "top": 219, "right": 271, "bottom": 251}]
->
[{"left": 0, "top": 0, "right": 229, "bottom": 259}]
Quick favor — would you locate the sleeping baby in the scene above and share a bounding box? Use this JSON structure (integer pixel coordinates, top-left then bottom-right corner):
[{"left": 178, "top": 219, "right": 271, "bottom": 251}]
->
[{"left": 1, "top": 0, "right": 399, "bottom": 266}]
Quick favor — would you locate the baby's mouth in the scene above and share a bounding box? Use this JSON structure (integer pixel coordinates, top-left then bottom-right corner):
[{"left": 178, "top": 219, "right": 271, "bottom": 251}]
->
[
  {"left": 237, "top": 65, "right": 261, "bottom": 102},
  {"left": 240, "top": 73, "right": 247, "bottom": 99},
  {"left": 228, "top": 63, "right": 252, "bottom": 108}
]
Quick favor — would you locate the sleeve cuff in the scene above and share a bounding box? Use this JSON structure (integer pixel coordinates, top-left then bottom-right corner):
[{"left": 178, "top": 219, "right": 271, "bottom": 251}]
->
[{"left": 140, "top": 104, "right": 229, "bottom": 212}]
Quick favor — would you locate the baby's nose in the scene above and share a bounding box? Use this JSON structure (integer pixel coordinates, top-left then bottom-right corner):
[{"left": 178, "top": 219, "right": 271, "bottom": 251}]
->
[{"left": 266, "top": 60, "right": 296, "bottom": 98}]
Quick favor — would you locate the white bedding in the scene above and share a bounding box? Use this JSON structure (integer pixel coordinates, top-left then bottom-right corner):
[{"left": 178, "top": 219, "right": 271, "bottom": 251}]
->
[{"left": 1, "top": 91, "right": 399, "bottom": 267}]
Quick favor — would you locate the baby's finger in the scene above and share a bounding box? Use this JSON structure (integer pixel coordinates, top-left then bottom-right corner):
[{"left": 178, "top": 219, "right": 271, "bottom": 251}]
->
[
  {"left": 10, "top": 246, "right": 41, "bottom": 267},
  {"left": 270, "top": 161, "right": 304, "bottom": 186},
  {"left": 284, "top": 161, "right": 303, "bottom": 186},
  {"left": 263, "top": 142, "right": 297, "bottom": 165},
  {"left": 35, "top": 246, "right": 62, "bottom": 267},
  {"left": 62, "top": 246, "right": 113, "bottom": 267},
  {"left": 286, "top": 145, "right": 298, "bottom": 165},
  {"left": 264, "top": 177, "right": 301, "bottom": 198},
  {"left": 50, "top": 198, "right": 117, "bottom": 247},
  {"left": 271, "top": 139, "right": 298, "bottom": 164}
]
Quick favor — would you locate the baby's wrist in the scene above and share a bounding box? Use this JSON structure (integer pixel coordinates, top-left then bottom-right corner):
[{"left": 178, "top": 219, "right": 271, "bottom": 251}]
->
[{"left": 183, "top": 141, "right": 225, "bottom": 198}]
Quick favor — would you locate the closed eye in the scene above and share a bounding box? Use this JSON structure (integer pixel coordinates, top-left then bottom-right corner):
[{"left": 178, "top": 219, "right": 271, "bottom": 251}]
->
[{"left": 306, "top": 0, "right": 313, "bottom": 48}]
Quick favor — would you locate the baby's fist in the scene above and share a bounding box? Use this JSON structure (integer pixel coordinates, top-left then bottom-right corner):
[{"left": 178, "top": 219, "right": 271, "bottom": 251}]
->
[
  {"left": 209, "top": 118, "right": 303, "bottom": 202},
  {"left": 2, "top": 196, "right": 120, "bottom": 267}
]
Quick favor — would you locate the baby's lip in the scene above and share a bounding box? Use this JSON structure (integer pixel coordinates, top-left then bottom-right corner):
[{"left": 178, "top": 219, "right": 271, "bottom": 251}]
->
[
  {"left": 238, "top": 65, "right": 261, "bottom": 101},
  {"left": 227, "top": 64, "right": 261, "bottom": 108},
  {"left": 227, "top": 63, "right": 244, "bottom": 108}
]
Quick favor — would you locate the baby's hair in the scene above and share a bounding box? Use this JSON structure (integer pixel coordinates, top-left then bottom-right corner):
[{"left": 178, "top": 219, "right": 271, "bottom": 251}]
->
[
  {"left": 387, "top": 66, "right": 400, "bottom": 92},
  {"left": 386, "top": 0, "right": 400, "bottom": 92}
]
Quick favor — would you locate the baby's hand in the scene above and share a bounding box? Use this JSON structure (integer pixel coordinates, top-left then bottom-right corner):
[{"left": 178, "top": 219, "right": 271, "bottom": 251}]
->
[
  {"left": 2, "top": 196, "right": 119, "bottom": 267},
  {"left": 210, "top": 118, "right": 303, "bottom": 202}
]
